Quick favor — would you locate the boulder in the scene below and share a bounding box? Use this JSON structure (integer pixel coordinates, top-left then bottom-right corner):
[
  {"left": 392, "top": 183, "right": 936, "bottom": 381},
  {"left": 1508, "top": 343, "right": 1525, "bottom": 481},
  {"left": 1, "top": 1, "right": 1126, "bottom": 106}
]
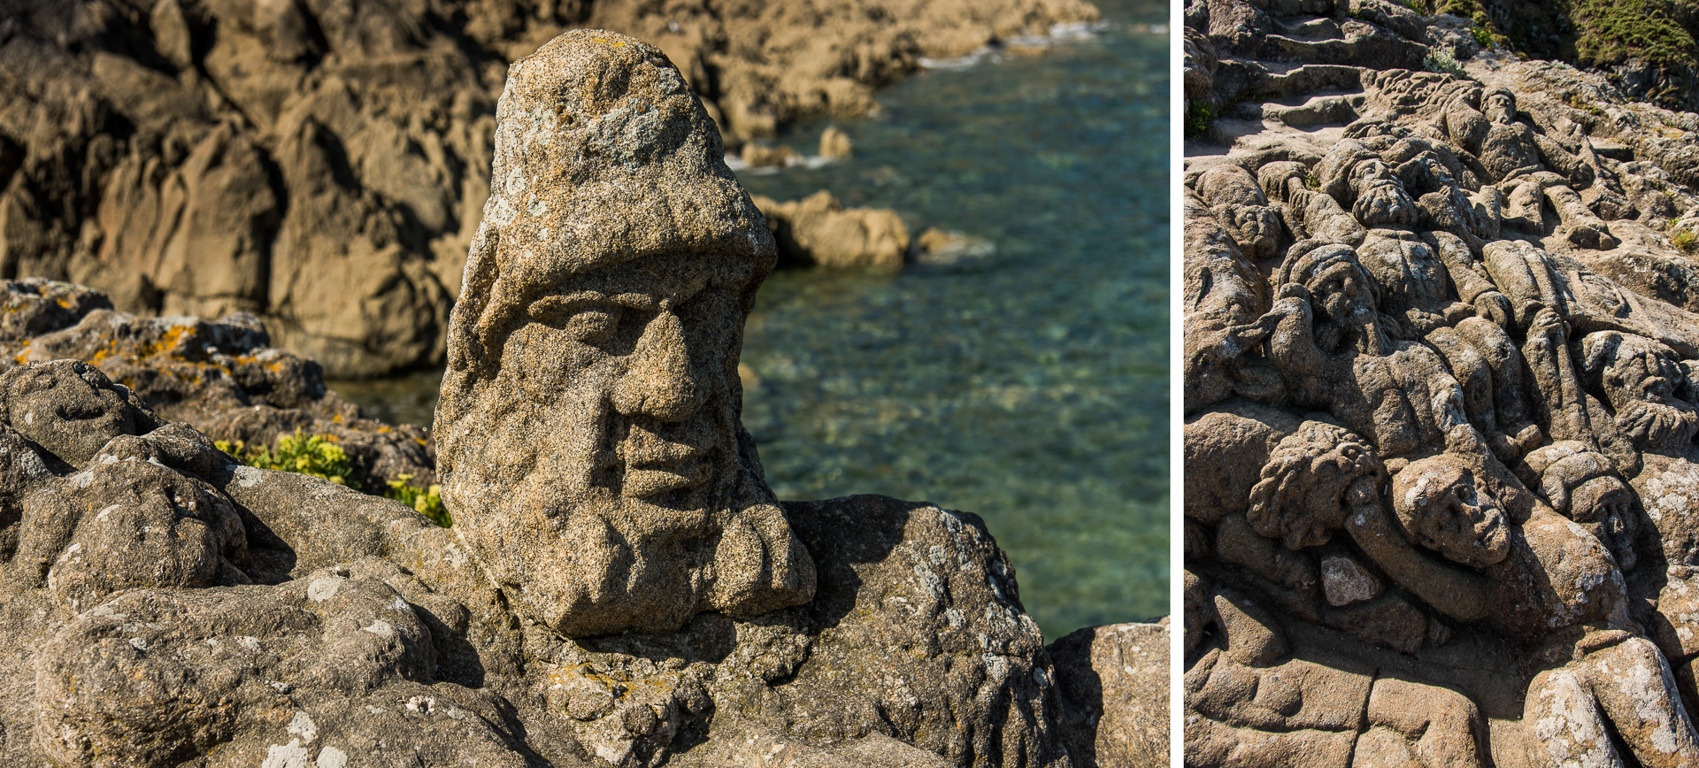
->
[
  {"left": 754, "top": 191, "right": 911, "bottom": 271},
  {"left": 1050, "top": 621, "right": 1171, "bottom": 768},
  {"left": 819, "top": 126, "right": 854, "bottom": 160}
]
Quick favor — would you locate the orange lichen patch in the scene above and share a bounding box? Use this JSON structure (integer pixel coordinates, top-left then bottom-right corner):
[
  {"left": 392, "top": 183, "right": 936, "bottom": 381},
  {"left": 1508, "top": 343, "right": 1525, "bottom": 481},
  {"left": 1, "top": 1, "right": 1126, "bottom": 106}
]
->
[
  {"left": 378, "top": 426, "right": 393, "bottom": 433},
  {"left": 139, "top": 325, "right": 193, "bottom": 359},
  {"left": 415, "top": 438, "right": 428, "bottom": 446},
  {"left": 332, "top": 413, "right": 344, "bottom": 423}
]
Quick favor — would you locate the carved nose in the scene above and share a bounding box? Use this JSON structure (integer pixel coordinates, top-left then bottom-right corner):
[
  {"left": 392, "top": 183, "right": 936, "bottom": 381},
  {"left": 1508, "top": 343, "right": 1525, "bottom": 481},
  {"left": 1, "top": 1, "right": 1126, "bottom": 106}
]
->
[{"left": 610, "top": 311, "right": 701, "bottom": 421}]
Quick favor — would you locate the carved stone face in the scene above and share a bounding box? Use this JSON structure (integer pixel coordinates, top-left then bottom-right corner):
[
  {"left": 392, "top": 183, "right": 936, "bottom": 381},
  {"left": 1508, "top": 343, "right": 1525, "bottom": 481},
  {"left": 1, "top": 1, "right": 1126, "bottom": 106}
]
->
[
  {"left": 1392, "top": 457, "right": 1511, "bottom": 568},
  {"left": 1309, "top": 258, "right": 1373, "bottom": 320},
  {"left": 514, "top": 251, "right": 751, "bottom": 509},
  {"left": 1247, "top": 421, "right": 1382, "bottom": 550},
  {"left": 1583, "top": 332, "right": 1699, "bottom": 452},
  {"left": 1347, "top": 159, "right": 1418, "bottom": 229},
  {"left": 1570, "top": 475, "right": 1638, "bottom": 572},
  {"left": 1297, "top": 249, "right": 1382, "bottom": 354},
  {"left": 1483, "top": 91, "right": 1516, "bottom": 124},
  {"left": 2, "top": 361, "right": 152, "bottom": 466}
]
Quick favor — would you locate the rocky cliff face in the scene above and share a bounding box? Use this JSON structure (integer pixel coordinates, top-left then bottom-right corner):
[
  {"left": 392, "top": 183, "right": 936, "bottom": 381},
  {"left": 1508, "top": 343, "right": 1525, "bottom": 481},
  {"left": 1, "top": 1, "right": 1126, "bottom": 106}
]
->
[
  {"left": 0, "top": 0, "right": 1098, "bottom": 378},
  {"left": 1186, "top": 1, "right": 1699, "bottom": 765}
]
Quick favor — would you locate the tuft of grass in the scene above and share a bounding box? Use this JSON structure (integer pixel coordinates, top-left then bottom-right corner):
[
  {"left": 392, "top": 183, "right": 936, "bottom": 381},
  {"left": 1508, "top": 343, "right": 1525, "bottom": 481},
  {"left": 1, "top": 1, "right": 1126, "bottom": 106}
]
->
[
  {"left": 1675, "top": 228, "right": 1697, "bottom": 254},
  {"left": 1563, "top": 91, "right": 1607, "bottom": 116},
  {"left": 1305, "top": 169, "right": 1322, "bottom": 190},
  {"left": 218, "top": 431, "right": 351, "bottom": 486},
  {"left": 1425, "top": 47, "right": 1468, "bottom": 76}
]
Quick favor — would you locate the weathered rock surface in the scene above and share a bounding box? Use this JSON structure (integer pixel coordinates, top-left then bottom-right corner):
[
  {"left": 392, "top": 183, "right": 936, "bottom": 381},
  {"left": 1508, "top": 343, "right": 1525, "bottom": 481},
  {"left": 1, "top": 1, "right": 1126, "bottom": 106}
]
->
[
  {"left": 0, "top": 0, "right": 1098, "bottom": 377},
  {"left": 0, "top": 277, "right": 433, "bottom": 492},
  {"left": 0, "top": 312, "right": 1139, "bottom": 767},
  {"left": 1050, "top": 620, "right": 1171, "bottom": 768},
  {"left": 1186, "top": 0, "right": 1699, "bottom": 764},
  {"left": 754, "top": 191, "right": 911, "bottom": 271}
]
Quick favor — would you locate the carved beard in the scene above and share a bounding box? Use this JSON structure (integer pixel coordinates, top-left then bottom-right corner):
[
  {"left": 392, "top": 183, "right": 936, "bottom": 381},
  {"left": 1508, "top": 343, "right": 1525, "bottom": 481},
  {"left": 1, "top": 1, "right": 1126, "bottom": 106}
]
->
[
  {"left": 1617, "top": 398, "right": 1699, "bottom": 452},
  {"left": 1313, "top": 303, "right": 1388, "bottom": 356}
]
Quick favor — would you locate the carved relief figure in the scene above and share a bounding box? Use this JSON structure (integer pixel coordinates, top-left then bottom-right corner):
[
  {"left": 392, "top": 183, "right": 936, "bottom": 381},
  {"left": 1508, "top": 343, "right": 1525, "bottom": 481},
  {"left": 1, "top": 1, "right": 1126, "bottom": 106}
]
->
[{"left": 1185, "top": 16, "right": 1699, "bottom": 761}]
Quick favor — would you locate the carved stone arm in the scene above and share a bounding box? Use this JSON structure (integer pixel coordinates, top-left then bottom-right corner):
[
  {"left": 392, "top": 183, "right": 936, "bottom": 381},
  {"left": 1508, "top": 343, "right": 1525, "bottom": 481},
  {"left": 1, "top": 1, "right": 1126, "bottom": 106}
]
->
[{"left": 1345, "top": 497, "right": 1494, "bottom": 623}]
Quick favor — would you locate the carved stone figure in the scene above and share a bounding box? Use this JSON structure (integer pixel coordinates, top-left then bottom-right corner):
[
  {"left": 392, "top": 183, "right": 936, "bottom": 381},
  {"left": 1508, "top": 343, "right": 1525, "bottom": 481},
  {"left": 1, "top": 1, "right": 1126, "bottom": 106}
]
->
[
  {"left": 1372, "top": 453, "right": 1699, "bottom": 767},
  {"left": 1186, "top": 8, "right": 1699, "bottom": 760},
  {"left": 433, "top": 31, "right": 816, "bottom": 637},
  {"left": 1521, "top": 441, "right": 1642, "bottom": 572},
  {"left": 1441, "top": 87, "right": 1619, "bottom": 248}
]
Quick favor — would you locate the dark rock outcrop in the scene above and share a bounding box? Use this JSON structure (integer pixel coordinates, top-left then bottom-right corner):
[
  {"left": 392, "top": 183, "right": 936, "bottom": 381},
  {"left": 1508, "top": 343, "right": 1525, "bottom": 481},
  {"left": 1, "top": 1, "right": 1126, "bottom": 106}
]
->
[{"left": 0, "top": 277, "right": 433, "bottom": 492}]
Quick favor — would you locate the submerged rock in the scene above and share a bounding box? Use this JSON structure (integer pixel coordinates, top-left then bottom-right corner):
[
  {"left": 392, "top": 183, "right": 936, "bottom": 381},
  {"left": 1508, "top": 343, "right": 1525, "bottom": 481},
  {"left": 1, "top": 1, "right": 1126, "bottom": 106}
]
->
[
  {"left": 753, "top": 191, "right": 911, "bottom": 271},
  {"left": 819, "top": 126, "right": 854, "bottom": 160}
]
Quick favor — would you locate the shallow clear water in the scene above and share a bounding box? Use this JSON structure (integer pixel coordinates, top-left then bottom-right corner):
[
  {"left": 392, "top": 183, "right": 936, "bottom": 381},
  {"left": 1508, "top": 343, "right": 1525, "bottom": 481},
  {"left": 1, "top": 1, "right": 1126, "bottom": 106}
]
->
[{"left": 333, "top": 0, "right": 1169, "bottom": 640}]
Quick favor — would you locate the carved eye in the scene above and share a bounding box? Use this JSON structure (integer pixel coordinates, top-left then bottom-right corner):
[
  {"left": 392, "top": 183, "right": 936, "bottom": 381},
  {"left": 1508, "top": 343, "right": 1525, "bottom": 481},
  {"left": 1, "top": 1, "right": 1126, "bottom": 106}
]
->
[
  {"left": 530, "top": 296, "right": 619, "bottom": 346},
  {"left": 565, "top": 309, "right": 618, "bottom": 346}
]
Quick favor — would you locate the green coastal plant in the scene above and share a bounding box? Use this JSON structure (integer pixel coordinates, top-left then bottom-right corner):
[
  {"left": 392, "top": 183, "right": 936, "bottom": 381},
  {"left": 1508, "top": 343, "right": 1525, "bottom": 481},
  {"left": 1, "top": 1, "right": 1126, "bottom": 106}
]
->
[
  {"left": 1185, "top": 100, "right": 1218, "bottom": 139},
  {"left": 218, "top": 431, "right": 452, "bottom": 528},
  {"left": 1472, "top": 20, "right": 1493, "bottom": 48},
  {"left": 1425, "top": 48, "right": 1467, "bottom": 76},
  {"left": 1675, "top": 228, "right": 1697, "bottom": 254},
  {"left": 387, "top": 475, "right": 451, "bottom": 528},
  {"left": 217, "top": 431, "right": 352, "bottom": 486},
  {"left": 1572, "top": 0, "right": 1698, "bottom": 69}
]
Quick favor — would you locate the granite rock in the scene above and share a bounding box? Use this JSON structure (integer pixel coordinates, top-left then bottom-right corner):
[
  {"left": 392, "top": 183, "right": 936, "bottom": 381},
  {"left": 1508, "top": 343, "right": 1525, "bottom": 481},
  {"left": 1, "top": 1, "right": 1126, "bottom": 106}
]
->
[{"left": 753, "top": 191, "right": 911, "bottom": 272}]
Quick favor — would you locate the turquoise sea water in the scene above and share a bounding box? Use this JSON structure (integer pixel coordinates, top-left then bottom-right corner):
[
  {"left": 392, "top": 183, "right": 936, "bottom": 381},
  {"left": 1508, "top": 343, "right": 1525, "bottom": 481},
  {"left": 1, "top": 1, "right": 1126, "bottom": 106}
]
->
[{"left": 333, "top": 0, "right": 1168, "bottom": 640}]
